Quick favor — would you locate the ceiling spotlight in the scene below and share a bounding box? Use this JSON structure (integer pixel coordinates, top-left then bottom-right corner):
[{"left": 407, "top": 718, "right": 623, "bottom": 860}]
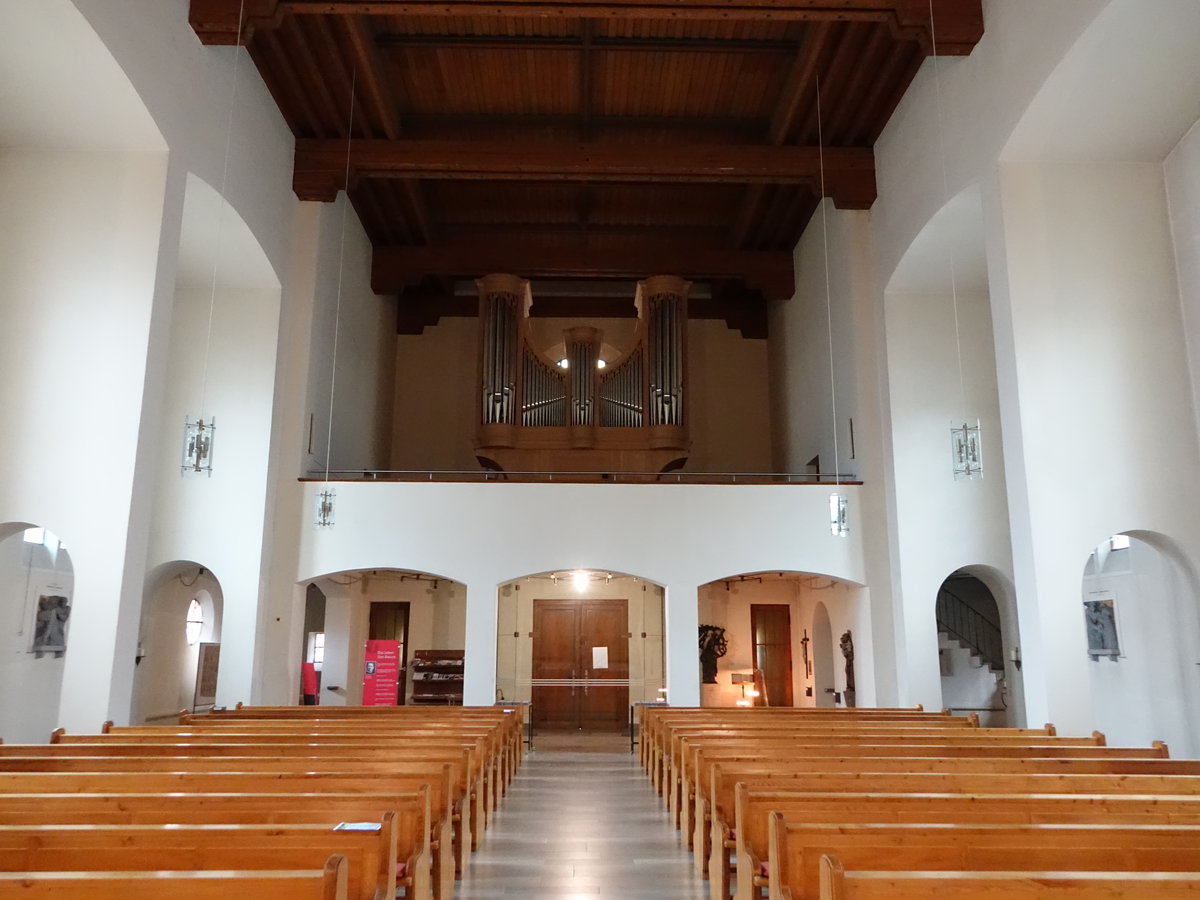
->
[{"left": 572, "top": 570, "right": 589, "bottom": 591}]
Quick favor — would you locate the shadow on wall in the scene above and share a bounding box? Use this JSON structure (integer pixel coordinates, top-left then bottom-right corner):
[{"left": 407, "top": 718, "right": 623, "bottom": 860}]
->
[{"left": 0, "top": 523, "right": 74, "bottom": 742}]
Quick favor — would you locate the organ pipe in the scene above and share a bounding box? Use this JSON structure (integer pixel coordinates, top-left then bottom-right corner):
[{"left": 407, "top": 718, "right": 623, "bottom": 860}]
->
[{"left": 477, "top": 274, "right": 527, "bottom": 426}]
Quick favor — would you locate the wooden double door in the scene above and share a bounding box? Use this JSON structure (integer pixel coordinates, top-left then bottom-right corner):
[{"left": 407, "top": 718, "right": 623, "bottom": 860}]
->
[{"left": 532, "top": 598, "right": 629, "bottom": 732}]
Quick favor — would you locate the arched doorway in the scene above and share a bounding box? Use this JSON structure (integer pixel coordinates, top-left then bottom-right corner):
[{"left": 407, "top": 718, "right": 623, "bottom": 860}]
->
[
  {"left": 496, "top": 570, "right": 663, "bottom": 733},
  {"left": 935, "top": 572, "right": 1008, "bottom": 726},
  {"left": 0, "top": 524, "right": 73, "bottom": 742},
  {"left": 303, "top": 569, "right": 465, "bottom": 707},
  {"left": 1082, "top": 532, "right": 1200, "bottom": 755},
  {"left": 132, "top": 562, "right": 223, "bottom": 724},
  {"left": 696, "top": 572, "right": 862, "bottom": 708}
]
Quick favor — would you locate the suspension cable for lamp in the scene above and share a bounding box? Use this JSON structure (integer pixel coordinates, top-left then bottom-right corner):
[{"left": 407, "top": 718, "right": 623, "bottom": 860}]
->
[
  {"left": 815, "top": 72, "right": 839, "bottom": 487},
  {"left": 928, "top": 0, "right": 968, "bottom": 420},
  {"left": 199, "top": 0, "right": 247, "bottom": 423},
  {"left": 323, "top": 67, "right": 358, "bottom": 486}
]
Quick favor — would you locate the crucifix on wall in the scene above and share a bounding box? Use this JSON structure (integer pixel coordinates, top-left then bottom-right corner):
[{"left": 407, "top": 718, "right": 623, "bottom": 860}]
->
[{"left": 800, "top": 629, "right": 811, "bottom": 679}]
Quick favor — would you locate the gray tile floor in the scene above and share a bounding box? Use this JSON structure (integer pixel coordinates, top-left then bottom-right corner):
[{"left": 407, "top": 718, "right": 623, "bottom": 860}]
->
[{"left": 454, "top": 744, "right": 709, "bottom": 899}]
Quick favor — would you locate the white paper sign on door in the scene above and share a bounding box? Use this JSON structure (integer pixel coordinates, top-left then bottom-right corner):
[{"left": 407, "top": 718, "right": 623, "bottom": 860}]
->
[{"left": 592, "top": 646, "right": 609, "bottom": 669}]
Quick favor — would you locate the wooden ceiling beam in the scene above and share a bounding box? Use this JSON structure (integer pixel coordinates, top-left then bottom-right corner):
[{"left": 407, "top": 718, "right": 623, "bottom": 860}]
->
[
  {"left": 378, "top": 34, "right": 800, "bottom": 53},
  {"left": 192, "top": 1, "right": 982, "bottom": 55},
  {"left": 294, "top": 138, "right": 876, "bottom": 207},
  {"left": 340, "top": 16, "right": 404, "bottom": 139},
  {"left": 372, "top": 239, "right": 797, "bottom": 300}
]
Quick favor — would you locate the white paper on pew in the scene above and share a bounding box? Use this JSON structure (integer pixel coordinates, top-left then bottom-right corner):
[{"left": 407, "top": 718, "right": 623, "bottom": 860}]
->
[
  {"left": 592, "top": 646, "right": 609, "bottom": 669},
  {"left": 334, "top": 822, "right": 383, "bottom": 832}
]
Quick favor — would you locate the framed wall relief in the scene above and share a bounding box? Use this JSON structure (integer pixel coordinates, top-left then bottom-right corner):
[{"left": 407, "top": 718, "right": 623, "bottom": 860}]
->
[
  {"left": 1083, "top": 593, "right": 1120, "bottom": 658},
  {"left": 31, "top": 592, "right": 71, "bottom": 655}
]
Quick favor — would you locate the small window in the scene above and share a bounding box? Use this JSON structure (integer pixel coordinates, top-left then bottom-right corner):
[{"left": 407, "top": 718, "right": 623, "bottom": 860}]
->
[
  {"left": 186, "top": 597, "right": 204, "bottom": 645},
  {"left": 23, "top": 527, "right": 45, "bottom": 544},
  {"left": 1110, "top": 534, "right": 1131, "bottom": 551},
  {"left": 307, "top": 631, "right": 326, "bottom": 670}
]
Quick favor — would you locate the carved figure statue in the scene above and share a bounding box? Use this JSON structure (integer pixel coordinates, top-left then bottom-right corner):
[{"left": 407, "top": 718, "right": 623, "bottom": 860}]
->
[
  {"left": 698, "top": 624, "right": 728, "bottom": 685},
  {"left": 839, "top": 629, "right": 855, "bottom": 693}
]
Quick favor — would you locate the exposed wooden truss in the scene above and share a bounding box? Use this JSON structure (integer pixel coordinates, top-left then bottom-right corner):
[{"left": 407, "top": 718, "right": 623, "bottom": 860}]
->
[
  {"left": 191, "top": 0, "right": 983, "bottom": 55},
  {"left": 188, "top": 0, "right": 984, "bottom": 313},
  {"left": 294, "top": 138, "right": 876, "bottom": 206}
]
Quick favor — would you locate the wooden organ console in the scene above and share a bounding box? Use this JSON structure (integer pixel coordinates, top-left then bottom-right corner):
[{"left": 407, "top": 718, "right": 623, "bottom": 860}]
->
[{"left": 475, "top": 273, "right": 690, "bottom": 474}]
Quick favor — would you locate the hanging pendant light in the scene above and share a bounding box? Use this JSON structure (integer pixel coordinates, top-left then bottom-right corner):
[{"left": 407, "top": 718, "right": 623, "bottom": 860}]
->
[
  {"left": 182, "top": 0, "right": 247, "bottom": 478},
  {"left": 927, "top": 0, "right": 983, "bottom": 481},
  {"left": 315, "top": 67, "right": 358, "bottom": 527},
  {"left": 814, "top": 72, "right": 849, "bottom": 537}
]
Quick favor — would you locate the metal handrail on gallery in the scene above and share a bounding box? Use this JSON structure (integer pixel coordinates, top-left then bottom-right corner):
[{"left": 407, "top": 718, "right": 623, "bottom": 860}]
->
[{"left": 301, "top": 470, "right": 861, "bottom": 485}]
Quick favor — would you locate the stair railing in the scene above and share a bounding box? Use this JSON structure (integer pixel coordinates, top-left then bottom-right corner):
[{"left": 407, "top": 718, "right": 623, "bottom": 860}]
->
[{"left": 936, "top": 588, "right": 1004, "bottom": 672}]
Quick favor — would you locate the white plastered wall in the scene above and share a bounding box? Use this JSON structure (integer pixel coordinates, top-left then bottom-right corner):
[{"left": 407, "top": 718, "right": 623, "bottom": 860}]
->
[
  {"left": 287, "top": 481, "right": 865, "bottom": 708},
  {"left": 882, "top": 183, "right": 1014, "bottom": 716}
]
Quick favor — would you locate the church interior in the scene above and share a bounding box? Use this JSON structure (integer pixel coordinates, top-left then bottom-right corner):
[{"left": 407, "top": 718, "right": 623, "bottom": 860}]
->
[{"left": 3, "top": 0, "right": 1200, "bottom": 893}]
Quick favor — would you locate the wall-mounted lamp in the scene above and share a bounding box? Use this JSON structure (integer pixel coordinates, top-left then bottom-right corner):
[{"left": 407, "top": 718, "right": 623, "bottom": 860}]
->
[
  {"left": 135, "top": 642, "right": 147, "bottom": 666},
  {"left": 1009, "top": 646, "right": 1022, "bottom": 671}
]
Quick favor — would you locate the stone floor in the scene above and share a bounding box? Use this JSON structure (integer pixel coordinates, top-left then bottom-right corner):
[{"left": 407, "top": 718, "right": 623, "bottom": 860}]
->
[{"left": 454, "top": 733, "right": 708, "bottom": 899}]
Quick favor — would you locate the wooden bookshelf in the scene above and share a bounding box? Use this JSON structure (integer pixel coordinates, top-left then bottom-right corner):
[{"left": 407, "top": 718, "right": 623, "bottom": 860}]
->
[{"left": 410, "top": 650, "right": 464, "bottom": 705}]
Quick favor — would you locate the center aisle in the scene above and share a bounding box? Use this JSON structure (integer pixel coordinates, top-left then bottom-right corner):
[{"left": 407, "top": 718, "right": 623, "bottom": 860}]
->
[{"left": 455, "top": 735, "right": 709, "bottom": 899}]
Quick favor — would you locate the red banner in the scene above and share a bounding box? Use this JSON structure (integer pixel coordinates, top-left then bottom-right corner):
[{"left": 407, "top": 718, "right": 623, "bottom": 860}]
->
[{"left": 362, "top": 639, "right": 401, "bottom": 706}]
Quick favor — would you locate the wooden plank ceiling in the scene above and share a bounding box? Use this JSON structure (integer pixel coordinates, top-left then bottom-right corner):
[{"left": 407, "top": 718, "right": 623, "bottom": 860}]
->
[{"left": 190, "top": 0, "right": 983, "bottom": 335}]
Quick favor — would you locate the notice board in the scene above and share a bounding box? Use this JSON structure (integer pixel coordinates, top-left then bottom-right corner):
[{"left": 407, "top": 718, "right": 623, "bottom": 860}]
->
[{"left": 362, "top": 639, "right": 401, "bottom": 706}]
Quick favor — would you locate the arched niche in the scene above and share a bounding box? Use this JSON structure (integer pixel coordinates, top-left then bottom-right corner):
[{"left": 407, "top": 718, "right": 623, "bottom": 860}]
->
[
  {"left": 1080, "top": 530, "right": 1200, "bottom": 756},
  {"left": 935, "top": 569, "right": 1016, "bottom": 727},
  {"left": 697, "top": 571, "right": 862, "bottom": 708},
  {"left": 0, "top": 523, "right": 73, "bottom": 742},
  {"left": 496, "top": 568, "right": 664, "bottom": 733},
  {"left": 131, "top": 561, "right": 223, "bottom": 724},
  {"left": 811, "top": 601, "right": 835, "bottom": 708},
  {"left": 302, "top": 568, "right": 466, "bottom": 707}
]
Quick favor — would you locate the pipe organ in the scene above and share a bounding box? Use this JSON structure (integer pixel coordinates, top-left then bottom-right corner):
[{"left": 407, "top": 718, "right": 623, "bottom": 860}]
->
[
  {"left": 599, "top": 346, "right": 643, "bottom": 428},
  {"left": 476, "top": 274, "right": 691, "bottom": 474}
]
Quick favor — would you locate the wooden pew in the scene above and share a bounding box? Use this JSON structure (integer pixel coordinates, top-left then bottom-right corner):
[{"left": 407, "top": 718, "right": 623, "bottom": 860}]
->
[
  {"left": 0, "top": 769, "right": 456, "bottom": 900},
  {"left": 0, "top": 819, "right": 401, "bottom": 900},
  {"left": 0, "top": 745, "right": 482, "bottom": 869},
  {"left": 0, "top": 791, "right": 431, "bottom": 900},
  {"left": 769, "top": 820, "right": 1200, "bottom": 900},
  {"left": 657, "top": 724, "right": 1062, "bottom": 809},
  {"left": 817, "top": 853, "right": 1200, "bottom": 899},
  {"left": 0, "top": 853, "right": 349, "bottom": 900},
  {"left": 651, "top": 718, "right": 1002, "bottom": 797},
  {"left": 56, "top": 730, "right": 499, "bottom": 824},
  {"left": 86, "top": 724, "right": 509, "bottom": 814},
  {"left": 692, "top": 749, "right": 1200, "bottom": 866},
  {"left": 704, "top": 766, "right": 1200, "bottom": 900},
  {"left": 734, "top": 788, "right": 1200, "bottom": 900},
  {"left": 678, "top": 738, "right": 1165, "bottom": 848}
]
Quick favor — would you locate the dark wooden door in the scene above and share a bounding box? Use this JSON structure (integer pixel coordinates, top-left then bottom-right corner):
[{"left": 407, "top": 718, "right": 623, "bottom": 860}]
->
[
  {"left": 532, "top": 598, "right": 629, "bottom": 731},
  {"left": 368, "top": 602, "right": 410, "bottom": 705},
  {"left": 751, "top": 604, "right": 794, "bottom": 707}
]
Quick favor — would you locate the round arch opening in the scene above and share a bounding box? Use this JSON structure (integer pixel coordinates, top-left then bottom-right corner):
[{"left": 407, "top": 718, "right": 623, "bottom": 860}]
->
[
  {"left": 0, "top": 523, "right": 73, "bottom": 743},
  {"left": 1081, "top": 531, "right": 1200, "bottom": 755},
  {"left": 697, "top": 571, "right": 862, "bottom": 709},
  {"left": 300, "top": 568, "right": 466, "bottom": 707},
  {"left": 132, "top": 562, "right": 223, "bottom": 724},
  {"left": 496, "top": 568, "right": 664, "bottom": 734}
]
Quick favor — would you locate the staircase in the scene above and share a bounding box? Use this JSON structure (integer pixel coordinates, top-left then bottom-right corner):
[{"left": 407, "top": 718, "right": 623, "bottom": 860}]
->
[
  {"left": 936, "top": 587, "right": 1006, "bottom": 726},
  {"left": 936, "top": 588, "right": 1004, "bottom": 672}
]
